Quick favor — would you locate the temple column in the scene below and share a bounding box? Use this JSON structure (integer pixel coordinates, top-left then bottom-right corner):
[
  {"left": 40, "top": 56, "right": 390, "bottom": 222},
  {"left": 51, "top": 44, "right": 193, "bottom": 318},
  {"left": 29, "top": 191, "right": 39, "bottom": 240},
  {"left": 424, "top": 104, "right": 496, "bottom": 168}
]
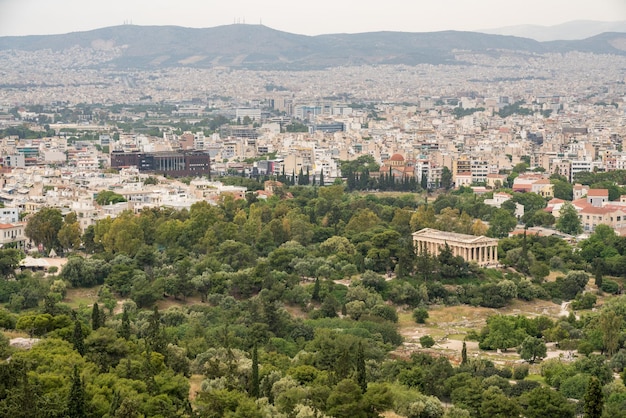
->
[{"left": 494, "top": 245, "right": 498, "bottom": 263}]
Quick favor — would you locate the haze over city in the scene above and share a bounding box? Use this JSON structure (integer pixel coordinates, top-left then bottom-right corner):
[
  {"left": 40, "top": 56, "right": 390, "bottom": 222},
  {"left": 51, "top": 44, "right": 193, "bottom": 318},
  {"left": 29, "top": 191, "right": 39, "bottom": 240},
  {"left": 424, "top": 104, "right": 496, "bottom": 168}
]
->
[{"left": 0, "top": 0, "right": 625, "bottom": 36}]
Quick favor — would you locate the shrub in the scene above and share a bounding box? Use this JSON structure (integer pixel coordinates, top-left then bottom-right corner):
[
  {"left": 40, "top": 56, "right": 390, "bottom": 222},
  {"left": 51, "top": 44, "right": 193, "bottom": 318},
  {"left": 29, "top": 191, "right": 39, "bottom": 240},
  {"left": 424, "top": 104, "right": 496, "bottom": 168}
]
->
[
  {"left": 370, "top": 304, "right": 398, "bottom": 323},
  {"left": 513, "top": 364, "right": 530, "bottom": 380},
  {"left": 600, "top": 279, "right": 619, "bottom": 294},
  {"left": 412, "top": 308, "right": 429, "bottom": 324},
  {"left": 420, "top": 335, "right": 435, "bottom": 348},
  {"left": 571, "top": 292, "right": 596, "bottom": 310}
]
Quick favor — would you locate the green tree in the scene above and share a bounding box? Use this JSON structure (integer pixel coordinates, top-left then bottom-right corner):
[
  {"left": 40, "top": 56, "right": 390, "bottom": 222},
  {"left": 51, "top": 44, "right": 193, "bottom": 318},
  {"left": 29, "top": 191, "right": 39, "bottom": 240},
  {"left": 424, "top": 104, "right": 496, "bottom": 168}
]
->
[
  {"left": 413, "top": 308, "right": 429, "bottom": 324},
  {"left": 67, "top": 365, "right": 86, "bottom": 418},
  {"left": 94, "top": 190, "right": 126, "bottom": 205},
  {"left": 520, "top": 386, "right": 575, "bottom": 418},
  {"left": 420, "top": 335, "right": 436, "bottom": 348},
  {"left": 480, "top": 386, "right": 520, "bottom": 418},
  {"left": 441, "top": 167, "right": 452, "bottom": 190},
  {"left": 518, "top": 336, "right": 547, "bottom": 363},
  {"left": 599, "top": 310, "right": 623, "bottom": 357},
  {"left": 556, "top": 202, "right": 582, "bottom": 235},
  {"left": 461, "top": 341, "right": 468, "bottom": 365},
  {"left": 583, "top": 376, "right": 603, "bottom": 418},
  {"left": 72, "top": 320, "right": 85, "bottom": 356},
  {"left": 487, "top": 208, "right": 517, "bottom": 238},
  {"left": 326, "top": 379, "right": 363, "bottom": 418},
  {"left": 119, "top": 306, "right": 131, "bottom": 340},
  {"left": 58, "top": 212, "right": 82, "bottom": 252},
  {"left": 0, "top": 249, "right": 23, "bottom": 278},
  {"left": 480, "top": 315, "right": 527, "bottom": 352},
  {"left": 250, "top": 345, "right": 259, "bottom": 398},
  {"left": 91, "top": 303, "right": 102, "bottom": 330},
  {"left": 25, "top": 207, "right": 63, "bottom": 252},
  {"left": 102, "top": 211, "right": 144, "bottom": 256},
  {"left": 552, "top": 179, "right": 573, "bottom": 200},
  {"left": 356, "top": 342, "right": 366, "bottom": 393}
]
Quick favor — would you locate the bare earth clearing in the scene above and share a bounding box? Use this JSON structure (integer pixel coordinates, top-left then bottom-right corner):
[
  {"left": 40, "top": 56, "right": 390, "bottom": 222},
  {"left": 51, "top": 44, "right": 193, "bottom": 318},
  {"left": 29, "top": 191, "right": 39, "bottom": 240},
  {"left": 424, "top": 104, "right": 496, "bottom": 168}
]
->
[{"left": 395, "top": 295, "right": 600, "bottom": 365}]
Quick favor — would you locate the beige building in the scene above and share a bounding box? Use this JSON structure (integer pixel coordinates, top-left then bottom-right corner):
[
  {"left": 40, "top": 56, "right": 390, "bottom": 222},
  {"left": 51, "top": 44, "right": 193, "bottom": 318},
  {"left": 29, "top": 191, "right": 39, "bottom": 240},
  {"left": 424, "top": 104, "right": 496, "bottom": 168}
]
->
[
  {"left": 0, "top": 222, "right": 27, "bottom": 250},
  {"left": 412, "top": 228, "right": 499, "bottom": 266}
]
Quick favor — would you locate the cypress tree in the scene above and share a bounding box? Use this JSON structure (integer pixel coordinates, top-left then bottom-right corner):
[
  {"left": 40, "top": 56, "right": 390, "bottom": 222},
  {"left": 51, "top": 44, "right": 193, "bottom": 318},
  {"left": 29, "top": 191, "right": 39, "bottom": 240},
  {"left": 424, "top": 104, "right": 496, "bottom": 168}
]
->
[
  {"left": 146, "top": 306, "right": 166, "bottom": 353},
  {"left": 356, "top": 342, "right": 367, "bottom": 393},
  {"left": 120, "top": 307, "right": 131, "bottom": 340},
  {"left": 461, "top": 341, "right": 468, "bottom": 365},
  {"left": 319, "top": 170, "right": 324, "bottom": 186},
  {"left": 250, "top": 345, "right": 259, "bottom": 398},
  {"left": 312, "top": 278, "right": 321, "bottom": 302},
  {"left": 72, "top": 320, "right": 85, "bottom": 356},
  {"left": 298, "top": 167, "right": 305, "bottom": 185},
  {"left": 91, "top": 303, "right": 101, "bottom": 330},
  {"left": 421, "top": 173, "right": 428, "bottom": 190},
  {"left": 67, "top": 365, "right": 86, "bottom": 418}
]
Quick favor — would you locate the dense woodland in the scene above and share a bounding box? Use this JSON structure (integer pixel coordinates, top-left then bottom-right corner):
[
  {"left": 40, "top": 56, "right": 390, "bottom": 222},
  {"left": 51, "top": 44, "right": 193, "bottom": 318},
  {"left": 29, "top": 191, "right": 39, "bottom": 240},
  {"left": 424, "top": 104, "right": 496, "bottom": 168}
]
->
[{"left": 1, "top": 179, "right": 626, "bottom": 417}]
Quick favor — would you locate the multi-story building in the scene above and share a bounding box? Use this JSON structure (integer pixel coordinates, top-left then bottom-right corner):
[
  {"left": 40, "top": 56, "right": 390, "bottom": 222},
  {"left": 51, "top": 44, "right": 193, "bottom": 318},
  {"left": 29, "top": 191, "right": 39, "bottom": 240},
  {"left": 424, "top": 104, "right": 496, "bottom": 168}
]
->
[
  {"left": 0, "top": 222, "right": 27, "bottom": 250},
  {"left": 110, "top": 150, "right": 211, "bottom": 177}
]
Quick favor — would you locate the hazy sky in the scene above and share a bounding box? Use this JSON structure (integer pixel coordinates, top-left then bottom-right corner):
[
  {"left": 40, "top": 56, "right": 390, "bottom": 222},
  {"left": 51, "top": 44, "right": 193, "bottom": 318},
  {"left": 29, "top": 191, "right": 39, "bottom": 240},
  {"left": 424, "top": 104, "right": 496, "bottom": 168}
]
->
[{"left": 0, "top": 0, "right": 624, "bottom": 36}]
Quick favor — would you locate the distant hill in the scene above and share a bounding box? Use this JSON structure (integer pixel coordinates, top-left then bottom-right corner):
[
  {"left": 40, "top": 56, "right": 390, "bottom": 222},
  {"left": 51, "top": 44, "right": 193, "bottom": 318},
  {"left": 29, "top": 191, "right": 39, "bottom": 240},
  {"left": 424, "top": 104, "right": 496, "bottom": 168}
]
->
[
  {"left": 0, "top": 24, "right": 625, "bottom": 70},
  {"left": 481, "top": 20, "right": 626, "bottom": 42}
]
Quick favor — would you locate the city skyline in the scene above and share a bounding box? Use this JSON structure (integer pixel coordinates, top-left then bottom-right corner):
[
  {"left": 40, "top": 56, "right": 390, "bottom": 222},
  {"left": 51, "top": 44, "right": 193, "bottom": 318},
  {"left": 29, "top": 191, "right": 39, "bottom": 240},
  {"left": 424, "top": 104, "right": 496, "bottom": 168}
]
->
[{"left": 0, "top": 0, "right": 624, "bottom": 37}]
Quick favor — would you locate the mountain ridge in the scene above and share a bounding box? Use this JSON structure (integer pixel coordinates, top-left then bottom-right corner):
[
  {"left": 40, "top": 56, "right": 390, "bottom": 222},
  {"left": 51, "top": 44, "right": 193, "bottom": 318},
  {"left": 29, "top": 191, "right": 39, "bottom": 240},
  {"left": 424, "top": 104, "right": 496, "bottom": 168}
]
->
[
  {"left": 481, "top": 20, "right": 626, "bottom": 42},
  {"left": 1, "top": 24, "right": 625, "bottom": 70}
]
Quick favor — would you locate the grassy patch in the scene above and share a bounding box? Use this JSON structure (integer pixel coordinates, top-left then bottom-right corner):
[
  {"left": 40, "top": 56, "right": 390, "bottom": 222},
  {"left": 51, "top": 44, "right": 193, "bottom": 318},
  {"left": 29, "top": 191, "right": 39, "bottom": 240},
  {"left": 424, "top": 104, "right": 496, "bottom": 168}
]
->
[
  {"left": 2, "top": 329, "right": 29, "bottom": 339},
  {"left": 64, "top": 286, "right": 101, "bottom": 308},
  {"left": 525, "top": 374, "right": 546, "bottom": 384}
]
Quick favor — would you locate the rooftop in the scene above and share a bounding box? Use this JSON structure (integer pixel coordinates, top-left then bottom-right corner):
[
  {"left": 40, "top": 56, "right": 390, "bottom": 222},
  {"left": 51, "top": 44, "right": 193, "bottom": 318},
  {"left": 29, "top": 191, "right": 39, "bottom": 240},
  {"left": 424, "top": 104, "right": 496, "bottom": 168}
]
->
[{"left": 412, "top": 228, "right": 498, "bottom": 244}]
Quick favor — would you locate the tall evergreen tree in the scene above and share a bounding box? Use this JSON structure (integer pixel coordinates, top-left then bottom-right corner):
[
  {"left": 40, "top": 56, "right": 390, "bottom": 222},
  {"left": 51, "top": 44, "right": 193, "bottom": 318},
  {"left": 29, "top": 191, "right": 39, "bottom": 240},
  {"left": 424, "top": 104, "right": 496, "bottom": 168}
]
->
[
  {"left": 119, "top": 307, "right": 131, "bottom": 340},
  {"left": 146, "top": 306, "right": 166, "bottom": 353},
  {"left": 583, "top": 376, "right": 603, "bottom": 418},
  {"left": 250, "top": 345, "right": 259, "bottom": 398},
  {"left": 356, "top": 341, "right": 367, "bottom": 393},
  {"left": 319, "top": 170, "right": 324, "bottom": 186},
  {"left": 312, "top": 278, "right": 321, "bottom": 302},
  {"left": 91, "top": 303, "right": 101, "bottom": 330},
  {"left": 67, "top": 365, "right": 86, "bottom": 418},
  {"left": 461, "top": 341, "right": 468, "bottom": 365},
  {"left": 72, "top": 320, "right": 85, "bottom": 356},
  {"left": 298, "top": 167, "right": 305, "bottom": 185}
]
